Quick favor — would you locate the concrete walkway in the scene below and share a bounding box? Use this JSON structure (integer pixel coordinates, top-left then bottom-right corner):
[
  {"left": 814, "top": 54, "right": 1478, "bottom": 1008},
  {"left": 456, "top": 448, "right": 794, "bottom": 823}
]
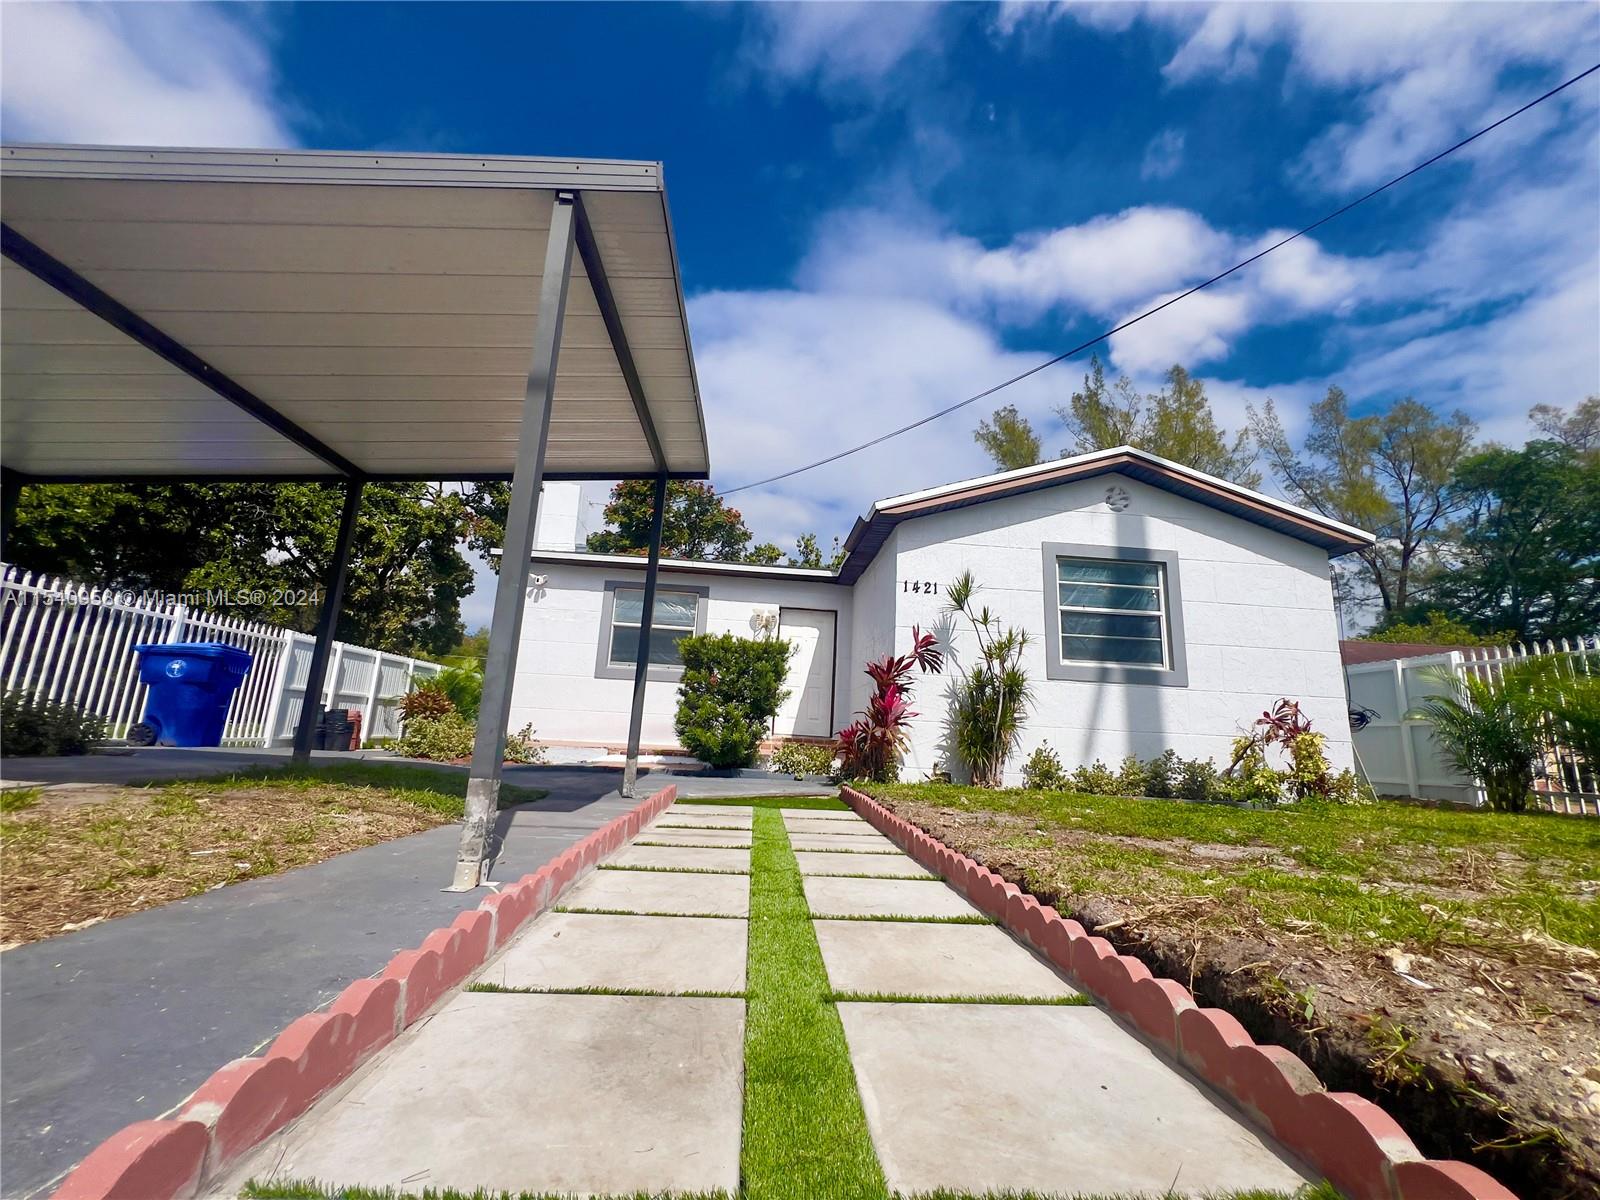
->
[
  {"left": 232, "top": 801, "right": 1315, "bottom": 1197},
  {"left": 0, "top": 757, "right": 826, "bottom": 1198}
]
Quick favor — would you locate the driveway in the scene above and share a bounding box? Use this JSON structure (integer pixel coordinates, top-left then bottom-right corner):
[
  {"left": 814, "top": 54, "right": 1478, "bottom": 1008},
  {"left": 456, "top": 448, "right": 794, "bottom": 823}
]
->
[{"left": 0, "top": 749, "right": 828, "bottom": 1197}]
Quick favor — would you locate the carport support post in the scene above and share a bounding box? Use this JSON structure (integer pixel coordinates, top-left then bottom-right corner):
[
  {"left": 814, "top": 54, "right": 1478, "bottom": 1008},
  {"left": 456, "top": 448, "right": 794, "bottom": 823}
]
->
[
  {"left": 621, "top": 474, "right": 669, "bottom": 797},
  {"left": 451, "top": 192, "right": 577, "bottom": 890},
  {"left": 292, "top": 479, "right": 365, "bottom": 765}
]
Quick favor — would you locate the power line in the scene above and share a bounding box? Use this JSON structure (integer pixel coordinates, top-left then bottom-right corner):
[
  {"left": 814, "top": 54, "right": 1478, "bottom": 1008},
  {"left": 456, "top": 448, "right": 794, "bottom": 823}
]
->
[{"left": 718, "top": 61, "right": 1600, "bottom": 498}]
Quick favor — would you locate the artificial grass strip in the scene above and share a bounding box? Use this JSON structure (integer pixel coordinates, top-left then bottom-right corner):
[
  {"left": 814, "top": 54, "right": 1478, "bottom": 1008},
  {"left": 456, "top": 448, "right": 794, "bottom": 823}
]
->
[
  {"left": 675, "top": 794, "right": 850, "bottom": 811},
  {"left": 467, "top": 982, "right": 745, "bottom": 1000},
  {"left": 784, "top": 846, "right": 902, "bottom": 855},
  {"left": 742, "top": 807, "right": 888, "bottom": 1200},
  {"left": 654, "top": 823, "right": 754, "bottom": 831},
  {"left": 810, "top": 912, "right": 995, "bottom": 925},
  {"left": 552, "top": 906, "right": 746, "bottom": 920},
  {"left": 635, "top": 840, "right": 754, "bottom": 850},
  {"left": 804, "top": 872, "right": 942, "bottom": 881},
  {"left": 600, "top": 864, "right": 752, "bottom": 876},
  {"left": 828, "top": 990, "right": 1093, "bottom": 1006}
]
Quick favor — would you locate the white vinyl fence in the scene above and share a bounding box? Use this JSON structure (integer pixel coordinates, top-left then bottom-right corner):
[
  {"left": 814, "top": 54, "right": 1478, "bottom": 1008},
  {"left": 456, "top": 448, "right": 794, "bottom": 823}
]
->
[
  {"left": 1, "top": 563, "right": 441, "bottom": 748},
  {"left": 1346, "top": 637, "right": 1599, "bottom": 815}
]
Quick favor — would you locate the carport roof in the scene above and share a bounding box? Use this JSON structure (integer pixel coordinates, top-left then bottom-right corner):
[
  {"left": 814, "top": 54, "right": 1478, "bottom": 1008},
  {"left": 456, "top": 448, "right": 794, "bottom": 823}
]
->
[{"left": 0, "top": 143, "right": 710, "bottom": 482}]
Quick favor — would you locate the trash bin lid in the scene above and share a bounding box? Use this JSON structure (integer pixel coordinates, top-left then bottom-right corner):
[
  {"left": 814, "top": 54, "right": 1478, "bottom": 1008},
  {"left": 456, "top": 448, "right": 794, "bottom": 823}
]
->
[{"left": 133, "top": 642, "right": 254, "bottom": 671}]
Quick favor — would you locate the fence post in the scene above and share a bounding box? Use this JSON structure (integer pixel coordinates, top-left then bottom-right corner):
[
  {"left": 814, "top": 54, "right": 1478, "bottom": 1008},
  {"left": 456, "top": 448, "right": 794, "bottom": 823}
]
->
[
  {"left": 322, "top": 642, "right": 345, "bottom": 712},
  {"left": 163, "top": 601, "right": 188, "bottom": 645},
  {"left": 259, "top": 629, "right": 297, "bottom": 749},
  {"left": 360, "top": 651, "right": 383, "bottom": 748},
  {"left": 1393, "top": 657, "right": 1421, "bottom": 800}
]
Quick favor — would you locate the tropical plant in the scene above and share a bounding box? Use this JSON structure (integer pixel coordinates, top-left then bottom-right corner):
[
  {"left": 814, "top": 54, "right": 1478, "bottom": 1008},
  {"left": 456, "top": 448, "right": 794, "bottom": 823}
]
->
[
  {"left": 1405, "top": 667, "right": 1543, "bottom": 811},
  {"left": 504, "top": 723, "right": 548, "bottom": 765},
  {"left": 944, "top": 571, "right": 1032, "bottom": 787},
  {"left": 399, "top": 680, "right": 456, "bottom": 723},
  {"left": 1, "top": 691, "right": 105, "bottom": 757},
  {"left": 1251, "top": 698, "right": 1335, "bottom": 800},
  {"left": 435, "top": 662, "right": 484, "bottom": 720},
  {"left": 836, "top": 628, "right": 943, "bottom": 783},
  {"left": 674, "top": 634, "right": 792, "bottom": 769},
  {"left": 395, "top": 712, "right": 476, "bottom": 762}
]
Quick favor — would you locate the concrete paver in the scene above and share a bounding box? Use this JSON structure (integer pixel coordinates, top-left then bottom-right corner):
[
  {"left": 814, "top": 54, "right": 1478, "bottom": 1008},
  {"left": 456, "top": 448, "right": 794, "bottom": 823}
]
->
[
  {"left": 793, "top": 850, "right": 933, "bottom": 878},
  {"left": 839, "top": 1002, "right": 1310, "bottom": 1195},
  {"left": 656, "top": 806, "right": 753, "bottom": 826},
  {"left": 784, "top": 818, "right": 876, "bottom": 836},
  {"left": 779, "top": 807, "right": 861, "bottom": 821},
  {"left": 483, "top": 912, "right": 747, "bottom": 994},
  {"left": 815, "top": 920, "right": 1077, "bottom": 998},
  {"left": 236, "top": 992, "right": 744, "bottom": 1197},
  {"left": 803, "top": 875, "right": 981, "bottom": 920},
  {"left": 787, "top": 832, "right": 898, "bottom": 852},
  {"left": 562, "top": 867, "right": 750, "bottom": 916},
  {"left": 608, "top": 844, "right": 751, "bottom": 872},
  {"left": 635, "top": 827, "right": 753, "bottom": 847}
]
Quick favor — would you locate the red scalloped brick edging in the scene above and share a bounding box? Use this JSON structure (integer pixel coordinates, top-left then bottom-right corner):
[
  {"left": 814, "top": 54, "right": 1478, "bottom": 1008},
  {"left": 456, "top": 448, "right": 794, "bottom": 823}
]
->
[
  {"left": 839, "top": 786, "right": 1519, "bottom": 1200},
  {"left": 51, "top": 782, "right": 679, "bottom": 1200}
]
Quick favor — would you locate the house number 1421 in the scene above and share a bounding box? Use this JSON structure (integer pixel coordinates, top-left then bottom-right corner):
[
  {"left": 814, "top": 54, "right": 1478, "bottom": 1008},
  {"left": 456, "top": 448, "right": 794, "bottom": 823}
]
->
[{"left": 901, "top": 580, "right": 938, "bottom": 594}]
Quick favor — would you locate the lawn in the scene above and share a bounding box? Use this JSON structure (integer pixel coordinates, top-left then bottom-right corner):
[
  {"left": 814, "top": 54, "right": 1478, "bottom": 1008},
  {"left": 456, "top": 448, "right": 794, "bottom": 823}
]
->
[
  {"left": 867, "top": 783, "right": 1600, "bottom": 1198},
  {"left": 0, "top": 764, "right": 547, "bottom": 946}
]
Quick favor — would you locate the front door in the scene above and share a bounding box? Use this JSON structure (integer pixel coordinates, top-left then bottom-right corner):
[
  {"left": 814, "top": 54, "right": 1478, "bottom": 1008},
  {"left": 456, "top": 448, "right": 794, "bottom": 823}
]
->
[{"left": 775, "top": 609, "right": 836, "bottom": 738}]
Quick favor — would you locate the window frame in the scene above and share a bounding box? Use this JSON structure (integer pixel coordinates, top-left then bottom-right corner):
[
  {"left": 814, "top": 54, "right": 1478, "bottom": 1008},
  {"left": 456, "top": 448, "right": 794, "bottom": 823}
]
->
[
  {"left": 594, "top": 580, "right": 710, "bottom": 681},
  {"left": 1039, "top": 543, "right": 1188, "bottom": 688}
]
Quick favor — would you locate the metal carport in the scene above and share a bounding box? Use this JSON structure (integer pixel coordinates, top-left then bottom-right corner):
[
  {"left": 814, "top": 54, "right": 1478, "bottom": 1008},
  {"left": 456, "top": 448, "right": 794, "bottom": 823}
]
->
[{"left": 0, "top": 143, "right": 710, "bottom": 887}]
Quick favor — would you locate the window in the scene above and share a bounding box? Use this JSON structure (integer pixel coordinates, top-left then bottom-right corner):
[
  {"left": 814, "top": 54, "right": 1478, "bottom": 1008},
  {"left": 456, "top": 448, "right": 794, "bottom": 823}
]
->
[
  {"left": 1039, "top": 543, "right": 1187, "bottom": 687},
  {"left": 1055, "top": 557, "right": 1170, "bottom": 667},
  {"left": 607, "top": 588, "right": 699, "bottom": 669}
]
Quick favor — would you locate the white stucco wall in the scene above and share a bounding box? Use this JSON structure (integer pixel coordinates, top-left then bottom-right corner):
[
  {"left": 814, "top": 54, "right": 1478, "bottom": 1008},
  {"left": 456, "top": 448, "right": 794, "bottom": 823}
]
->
[
  {"left": 884, "top": 472, "right": 1352, "bottom": 783},
  {"left": 508, "top": 560, "right": 854, "bottom": 748}
]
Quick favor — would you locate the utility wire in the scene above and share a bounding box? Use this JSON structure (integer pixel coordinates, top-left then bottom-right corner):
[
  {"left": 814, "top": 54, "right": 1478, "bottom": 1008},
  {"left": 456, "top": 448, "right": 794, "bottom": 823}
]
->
[{"left": 719, "top": 62, "right": 1600, "bottom": 497}]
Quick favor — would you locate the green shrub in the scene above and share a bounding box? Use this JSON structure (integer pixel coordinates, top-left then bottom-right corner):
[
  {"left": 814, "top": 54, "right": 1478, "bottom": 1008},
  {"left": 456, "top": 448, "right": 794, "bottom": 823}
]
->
[
  {"left": 1021, "top": 743, "right": 1066, "bottom": 790},
  {"left": 1070, "top": 760, "right": 1120, "bottom": 795},
  {"left": 1176, "top": 756, "right": 1220, "bottom": 802},
  {"left": 1112, "top": 755, "right": 1148, "bottom": 797},
  {"left": 1221, "top": 735, "right": 1285, "bottom": 805},
  {"left": 675, "top": 634, "right": 792, "bottom": 769},
  {"left": 1143, "top": 749, "right": 1179, "bottom": 798},
  {"left": 1, "top": 691, "right": 105, "bottom": 757},
  {"left": 435, "top": 663, "right": 484, "bottom": 720},
  {"left": 1324, "top": 768, "right": 1375, "bottom": 806},
  {"left": 770, "top": 741, "right": 835, "bottom": 778},
  {"left": 1285, "top": 731, "right": 1333, "bottom": 800},
  {"left": 396, "top": 712, "right": 475, "bottom": 762},
  {"left": 1406, "top": 666, "right": 1542, "bottom": 811},
  {"left": 504, "top": 723, "right": 547, "bottom": 765}
]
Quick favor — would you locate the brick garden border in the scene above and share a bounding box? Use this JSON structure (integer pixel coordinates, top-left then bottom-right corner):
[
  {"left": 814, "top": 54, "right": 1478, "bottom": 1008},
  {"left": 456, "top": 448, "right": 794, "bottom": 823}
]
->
[
  {"left": 840, "top": 786, "right": 1520, "bottom": 1200},
  {"left": 51, "top": 784, "right": 680, "bottom": 1200}
]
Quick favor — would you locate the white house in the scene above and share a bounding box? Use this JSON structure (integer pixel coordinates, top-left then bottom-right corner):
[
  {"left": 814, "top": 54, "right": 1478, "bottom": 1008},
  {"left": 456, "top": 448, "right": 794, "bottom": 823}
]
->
[{"left": 507, "top": 446, "right": 1374, "bottom": 783}]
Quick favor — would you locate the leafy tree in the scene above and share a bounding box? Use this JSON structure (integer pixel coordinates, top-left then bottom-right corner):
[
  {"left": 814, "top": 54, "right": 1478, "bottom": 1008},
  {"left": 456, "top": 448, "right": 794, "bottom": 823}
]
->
[
  {"left": 1430, "top": 441, "right": 1600, "bottom": 641},
  {"left": 1358, "top": 610, "right": 1511, "bottom": 647},
  {"left": 1529, "top": 396, "right": 1599, "bottom": 456},
  {"left": 9, "top": 482, "right": 472, "bottom": 655},
  {"left": 585, "top": 480, "right": 766, "bottom": 562},
  {"left": 1250, "top": 391, "right": 1476, "bottom": 616},
  {"left": 974, "top": 405, "right": 1042, "bottom": 471},
  {"left": 746, "top": 541, "right": 784, "bottom": 565},
  {"left": 788, "top": 533, "right": 847, "bottom": 571},
  {"left": 1057, "top": 357, "right": 1259, "bottom": 486}
]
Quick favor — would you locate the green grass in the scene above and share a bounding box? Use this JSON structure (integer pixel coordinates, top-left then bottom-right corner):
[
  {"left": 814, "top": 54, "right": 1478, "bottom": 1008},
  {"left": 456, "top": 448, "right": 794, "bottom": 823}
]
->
[
  {"left": 812, "top": 912, "right": 996, "bottom": 925},
  {"left": 0, "top": 787, "right": 41, "bottom": 813},
  {"left": 599, "top": 864, "right": 750, "bottom": 876},
  {"left": 241, "top": 1185, "right": 731, "bottom": 1200},
  {"left": 875, "top": 782, "right": 1600, "bottom": 952},
  {"left": 635, "top": 840, "right": 753, "bottom": 850},
  {"left": 674, "top": 793, "right": 849, "bottom": 811},
  {"left": 157, "top": 762, "right": 549, "bottom": 818},
  {"left": 552, "top": 906, "right": 745, "bottom": 919},
  {"left": 828, "top": 990, "right": 1093, "bottom": 1006},
  {"left": 655, "top": 822, "right": 752, "bottom": 831},
  {"left": 742, "top": 806, "right": 888, "bottom": 1200}
]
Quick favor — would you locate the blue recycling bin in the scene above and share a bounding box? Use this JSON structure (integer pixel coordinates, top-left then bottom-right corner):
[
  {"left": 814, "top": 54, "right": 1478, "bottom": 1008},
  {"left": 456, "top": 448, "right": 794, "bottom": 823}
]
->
[{"left": 129, "top": 642, "right": 254, "bottom": 747}]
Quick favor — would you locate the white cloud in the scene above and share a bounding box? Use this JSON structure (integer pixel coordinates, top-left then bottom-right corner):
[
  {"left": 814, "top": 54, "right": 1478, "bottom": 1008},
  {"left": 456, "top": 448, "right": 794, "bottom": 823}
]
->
[
  {"left": 0, "top": 2, "right": 293, "bottom": 146},
  {"left": 737, "top": 1, "right": 945, "bottom": 96},
  {"left": 1140, "top": 127, "right": 1186, "bottom": 180}
]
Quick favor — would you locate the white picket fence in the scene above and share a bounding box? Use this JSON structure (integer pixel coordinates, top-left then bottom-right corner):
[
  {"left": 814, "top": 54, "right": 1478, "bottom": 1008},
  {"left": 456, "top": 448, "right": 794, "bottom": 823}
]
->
[
  {"left": 1, "top": 563, "right": 441, "bottom": 748},
  {"left": 1346, "top": 636, "right": 1600, "bottom": 815}
]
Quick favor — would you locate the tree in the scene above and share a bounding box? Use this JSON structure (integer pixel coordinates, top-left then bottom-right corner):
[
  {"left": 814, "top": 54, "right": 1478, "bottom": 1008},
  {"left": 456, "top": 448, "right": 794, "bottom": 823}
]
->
[
  {"left": 585, "top": 480, "right": 766, "bottom": 562},
  {"left": 1430, "top": 440, "right": 1600, "bottom": 641},
  {"left": 1529, "top": 396, "right": 1599, "bottom": 456},
  {"left": 1057, "top": 357, "right": 1259, "bottom": 486},
  {"left": 788, "top": 533, "right": 847, "bottom": 571},
  {"left": 974, "top": 405, "right": 1042, "bottom": 471},
  {"left": 1250, "top": 391, "right": 1476, "bottom": 616},
  {"left": 9, "top": 482, "right": 473, "bottom": 656}
]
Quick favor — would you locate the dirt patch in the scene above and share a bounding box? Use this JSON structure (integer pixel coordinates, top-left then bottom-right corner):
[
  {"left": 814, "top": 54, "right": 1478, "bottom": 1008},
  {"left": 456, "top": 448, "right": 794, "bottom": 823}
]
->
[
  {"left": 1, "top": 782, "right": 454, "bottom": 946},
  {"left": 881, "top": 795, "right": 1600, "bottom": 1200}
]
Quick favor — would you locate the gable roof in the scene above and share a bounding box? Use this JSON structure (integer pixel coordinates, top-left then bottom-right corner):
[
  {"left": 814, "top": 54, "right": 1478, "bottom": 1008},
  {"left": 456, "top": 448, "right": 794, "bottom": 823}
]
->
[{"left": 835, "top": 446, "right": 1374, "bottom": 584}]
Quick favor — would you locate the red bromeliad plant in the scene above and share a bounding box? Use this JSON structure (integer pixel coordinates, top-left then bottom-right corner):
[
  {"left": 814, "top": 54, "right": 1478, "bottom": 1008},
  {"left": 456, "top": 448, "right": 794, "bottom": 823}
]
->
[{"left": 837, "top": 628, "right": 943, "bottom": 782}]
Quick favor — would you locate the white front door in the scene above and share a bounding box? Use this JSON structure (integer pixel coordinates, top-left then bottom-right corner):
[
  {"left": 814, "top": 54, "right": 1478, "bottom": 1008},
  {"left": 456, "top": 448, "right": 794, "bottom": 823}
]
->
[{"left": 775, "top": 609, "right": 836, "bottom": 738}]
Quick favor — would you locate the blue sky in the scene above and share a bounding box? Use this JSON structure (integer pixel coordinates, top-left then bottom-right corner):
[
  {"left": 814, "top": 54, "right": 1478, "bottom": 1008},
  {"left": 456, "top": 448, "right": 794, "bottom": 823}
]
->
[{"left": 3, "top": 2, "right": 1598, "bottom": 628}]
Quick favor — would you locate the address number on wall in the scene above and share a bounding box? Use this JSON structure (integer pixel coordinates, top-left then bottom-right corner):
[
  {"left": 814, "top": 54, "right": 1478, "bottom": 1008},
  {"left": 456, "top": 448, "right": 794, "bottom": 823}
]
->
[{"left": 900, "top": 580, "right": 939, "bottom": 594}]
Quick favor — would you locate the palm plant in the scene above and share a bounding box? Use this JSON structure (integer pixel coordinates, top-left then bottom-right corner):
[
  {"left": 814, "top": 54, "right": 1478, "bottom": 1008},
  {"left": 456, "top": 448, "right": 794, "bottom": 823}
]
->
[
  {"left": 1406, "top": 666, "right": 1542, "bottom": 811},
  {"left": 945, "top": 571, "right": 1033, "bottom": 787},
  {"left": 836, "top": 628, "right": 943, "bottom": 782}
]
